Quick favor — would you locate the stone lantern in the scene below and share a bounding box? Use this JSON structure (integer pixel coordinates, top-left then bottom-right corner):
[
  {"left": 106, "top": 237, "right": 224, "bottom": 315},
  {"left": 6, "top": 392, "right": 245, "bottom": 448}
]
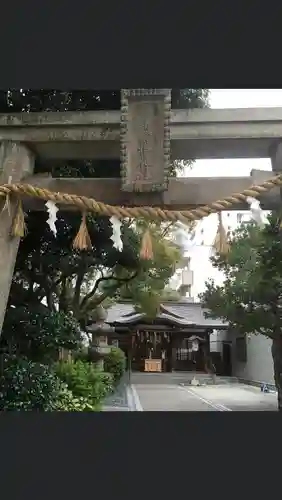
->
[{"left": 86, "top": 306, "right": 114, "bottom": 370}]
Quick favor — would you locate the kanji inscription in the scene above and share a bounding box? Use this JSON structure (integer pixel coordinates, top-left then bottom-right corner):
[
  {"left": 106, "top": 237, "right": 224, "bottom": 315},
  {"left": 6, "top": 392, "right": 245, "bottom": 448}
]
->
[{"left": 121, "top": 89, "right": 171, "bottom": 192}]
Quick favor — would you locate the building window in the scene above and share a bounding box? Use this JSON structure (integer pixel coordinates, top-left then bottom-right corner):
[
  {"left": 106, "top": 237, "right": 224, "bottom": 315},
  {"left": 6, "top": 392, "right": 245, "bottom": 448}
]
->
[
  {"left": 176, "top": 348, "right": 189, "bottom": 361},
  {"left": 176, "top": 339, "right": 189, "bottom": 361},
  {"left": 176, "top": 339, "right": 194, "bottom": 361}
]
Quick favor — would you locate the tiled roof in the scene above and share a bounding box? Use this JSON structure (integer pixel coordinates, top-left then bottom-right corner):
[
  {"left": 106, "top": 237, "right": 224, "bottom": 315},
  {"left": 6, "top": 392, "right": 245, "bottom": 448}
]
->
[
  {"left": 105, "top": 301, "right": 228, "bottom": 328},
  {"left": 105, "top": 302, "right": 134, "bottom": 323}
]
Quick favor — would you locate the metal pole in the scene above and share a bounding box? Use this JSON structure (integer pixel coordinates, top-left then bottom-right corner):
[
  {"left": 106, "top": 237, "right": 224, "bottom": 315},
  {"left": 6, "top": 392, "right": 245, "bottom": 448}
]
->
[
  {"left": 128, "top": 353, "right": 132, "bottom": 384},
  {"left": 128, "top": 333, "right": 133, "bottom": 384}
]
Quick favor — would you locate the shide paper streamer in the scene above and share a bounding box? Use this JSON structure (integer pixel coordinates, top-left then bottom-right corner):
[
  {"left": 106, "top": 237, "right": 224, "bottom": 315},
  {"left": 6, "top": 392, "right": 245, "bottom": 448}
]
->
[
  {"left": 246, "top": 197, "right": 265, "bottom": 227},
  {"left": 110, "top": 216, "right": 123, "bottom": 252},
  {"left": 45, "top": 200, "right": 59, "bottom": 236}
]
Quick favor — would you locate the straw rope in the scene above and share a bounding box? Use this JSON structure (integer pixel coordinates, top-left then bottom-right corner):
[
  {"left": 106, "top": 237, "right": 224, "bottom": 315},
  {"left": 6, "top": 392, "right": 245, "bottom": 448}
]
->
[{"left": 0, "top": 172, "right": 281, "bottom": 224}]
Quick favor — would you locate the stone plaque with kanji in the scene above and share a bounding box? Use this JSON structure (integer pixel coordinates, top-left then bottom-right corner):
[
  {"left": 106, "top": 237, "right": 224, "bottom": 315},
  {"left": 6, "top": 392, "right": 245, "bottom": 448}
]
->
[{"left": 121, "top": 89, "right": 171, "bottom": 192}]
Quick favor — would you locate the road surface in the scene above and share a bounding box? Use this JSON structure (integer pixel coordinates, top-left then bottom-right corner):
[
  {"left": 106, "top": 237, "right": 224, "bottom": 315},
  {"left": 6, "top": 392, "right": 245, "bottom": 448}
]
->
[{"left": 131, "top": 374, "right": 278, "bottom": 411}]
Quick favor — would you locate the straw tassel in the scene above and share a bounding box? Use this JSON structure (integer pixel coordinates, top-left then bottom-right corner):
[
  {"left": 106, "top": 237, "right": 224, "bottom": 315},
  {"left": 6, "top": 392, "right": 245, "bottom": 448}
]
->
[
  {"left": 213, "top": 212, "right": 230, "bottom": 255},
  {"left": 1, "top": 176, "right": 13, "bottom": 218},
  {"left": 140, "top": 229, "right": 154, "bottom": 260},
  {"left": 11, "top": 199, "right": 27, "bottom": 238},
  {"left": 1, "top": 193, "right": 11, "bottom": 217},
  {"left": 73, "top": 212, "right": 92, "bottom": 250}
]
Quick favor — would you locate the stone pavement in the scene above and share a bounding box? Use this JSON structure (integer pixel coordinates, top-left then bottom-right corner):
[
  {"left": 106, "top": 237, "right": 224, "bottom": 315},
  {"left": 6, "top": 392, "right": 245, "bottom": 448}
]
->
[
  {"left": 187, "top": 384, "right": 278, "bottom": 411},
  {"left": 131, "top": 383, "right": 217, "bottom": 411},
  {"left": 130, "top": 373, "right": 278, "bottom": 411}
]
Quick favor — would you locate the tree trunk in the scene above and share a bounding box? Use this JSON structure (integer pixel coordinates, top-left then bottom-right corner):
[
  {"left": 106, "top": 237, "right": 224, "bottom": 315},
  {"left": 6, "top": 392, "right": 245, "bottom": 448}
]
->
[{"left": 271, "top": 337, "right": 282, "bottom": 411}]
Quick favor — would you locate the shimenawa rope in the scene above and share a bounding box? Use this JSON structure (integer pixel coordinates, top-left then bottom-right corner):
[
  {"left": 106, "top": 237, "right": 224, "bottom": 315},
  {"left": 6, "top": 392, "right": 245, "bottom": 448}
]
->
[{"left": 0, "top": 172, "right": 281, "bottom": 224}]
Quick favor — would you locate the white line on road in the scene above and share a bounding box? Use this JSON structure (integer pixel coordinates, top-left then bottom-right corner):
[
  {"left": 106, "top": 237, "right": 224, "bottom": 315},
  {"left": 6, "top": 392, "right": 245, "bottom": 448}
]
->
[
  {"left": 130, "top": 385, "right": 143, "bottom": 411},
  {"left": 181, "top": 386, "right": 232, "bottom": 412},
  {"left": 213, "top": 402, "right": 232, "bottom": 412}
]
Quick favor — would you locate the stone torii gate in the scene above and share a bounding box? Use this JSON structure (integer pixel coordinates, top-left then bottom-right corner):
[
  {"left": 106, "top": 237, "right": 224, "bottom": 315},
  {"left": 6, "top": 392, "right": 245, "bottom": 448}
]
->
[{"left": 1, "top": 88, "right": 282, "bottom": 334}]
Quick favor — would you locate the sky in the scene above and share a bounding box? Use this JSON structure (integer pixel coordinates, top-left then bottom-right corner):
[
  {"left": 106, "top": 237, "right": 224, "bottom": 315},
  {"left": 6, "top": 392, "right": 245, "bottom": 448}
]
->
[{"left": 179, "top": 89, "right": 282, "bottom": 298}]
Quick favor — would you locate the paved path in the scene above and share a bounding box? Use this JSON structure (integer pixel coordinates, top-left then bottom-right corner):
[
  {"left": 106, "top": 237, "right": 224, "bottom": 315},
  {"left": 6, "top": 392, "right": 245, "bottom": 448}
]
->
[
  {"left": 131, "top": 374, "right": 278, "bottom": 411},
  {"left": 187, "top": 384, "right": 277, "bottom": 411},
  {"left": 132, "top": 383, "right": 217, "bottom": 411}
]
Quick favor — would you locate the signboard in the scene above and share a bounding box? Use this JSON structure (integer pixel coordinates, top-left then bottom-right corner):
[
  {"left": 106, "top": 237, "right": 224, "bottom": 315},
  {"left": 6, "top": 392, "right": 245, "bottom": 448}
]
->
[{"left": 120, "top": 89, "right": 171, "bottom": 192}]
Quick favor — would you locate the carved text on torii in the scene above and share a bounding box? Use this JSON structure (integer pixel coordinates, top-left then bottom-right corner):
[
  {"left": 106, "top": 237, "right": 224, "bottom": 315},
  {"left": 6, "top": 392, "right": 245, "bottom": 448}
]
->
[
  {"left": 135, "top": 121, "right": 152, "bottom": 183},
  {"left": 126, "top": 98, "right": 165, "bottom": 191},
  {"left": 120, "top": 89, "right": 171, "bottom": 192}
]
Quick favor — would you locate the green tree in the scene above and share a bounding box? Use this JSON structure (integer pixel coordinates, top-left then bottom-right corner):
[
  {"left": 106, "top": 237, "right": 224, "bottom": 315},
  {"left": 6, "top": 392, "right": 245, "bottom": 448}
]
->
[
  {"left": 2, "top": 305, "right": 83, "bottom": 363},
  {"left": 116, "top": 222, "right": 181, "bottom": 316},
  {"left": 200, "top": 213, "right": 282, "bottom": 410}
]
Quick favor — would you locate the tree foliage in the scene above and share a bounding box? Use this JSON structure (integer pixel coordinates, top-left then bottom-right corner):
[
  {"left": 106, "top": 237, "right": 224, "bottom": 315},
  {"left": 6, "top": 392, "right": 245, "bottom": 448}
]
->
[
  {"left": 9, "top": 213, "right": 181, "bottom": 325},
  {"left": 116, "top": 222, "right": 181, "bottom": 316},
  {"left": 54, "top": 360, "right": 114, "bottom": 406},
  {"left": 0, "top": 355, "right": 63, "bottom": 411},
  {"left": 2, "top": 305, "right": 83, "bottom": 363},
  {"left": 0, "top": 89, "right": 209, "bottom": 113},
  {"left": 200, "top": 215, "right": 282, "bottom": 339},
  {"left": 103, "top": 347, "right": 126, "bottom": 384},
  {"left": 200, "top": 213, "right": 282, "bottom": 408}
]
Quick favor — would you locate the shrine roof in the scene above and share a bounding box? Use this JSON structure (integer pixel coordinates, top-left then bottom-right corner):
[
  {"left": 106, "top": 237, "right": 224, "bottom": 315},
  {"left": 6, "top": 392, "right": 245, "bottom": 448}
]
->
[{"left": 105, "top": 301, "right": 228, "bottom": 329}]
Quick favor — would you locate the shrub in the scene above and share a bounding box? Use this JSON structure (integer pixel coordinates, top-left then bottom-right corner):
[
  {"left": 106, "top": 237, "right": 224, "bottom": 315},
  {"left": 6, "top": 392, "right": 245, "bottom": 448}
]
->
[
  {"left": 2, "top": 307, "right": 83, "bottom": 364},
  {"left": 73, "top": 346, "right": 91, "bottom": 363},
  {"left": 103, "top": 347, "right": 126, "bottom": 384},
  {"left": 0, "top": 355, "right": 62, "bottom": 411},
  {"left": 50, "top": 385, "right": 97, "bottom": 412},
  {"left": 54, "top": 360, "right": 114, "bottom": 406}
]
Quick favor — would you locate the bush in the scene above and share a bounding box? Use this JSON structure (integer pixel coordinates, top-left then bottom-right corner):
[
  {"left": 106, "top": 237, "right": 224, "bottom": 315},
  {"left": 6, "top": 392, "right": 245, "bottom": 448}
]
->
[
  {"left": 50, "top": 385, "right": 97, "bottom": 412},
  {"left": 103, "top": 347, "right": 126, "bottom": 384},
  {"left": 2, "top": 307, "right": 83, "bottom": 364},
  {"left": 73, "top": 346, "right": 91, "bottom": 363},
  {"left": 54, "top": 360, "right": 114, "bottom": 406},
  {"left": 0, "top": 355, "right": 62, "bottom": 411}
]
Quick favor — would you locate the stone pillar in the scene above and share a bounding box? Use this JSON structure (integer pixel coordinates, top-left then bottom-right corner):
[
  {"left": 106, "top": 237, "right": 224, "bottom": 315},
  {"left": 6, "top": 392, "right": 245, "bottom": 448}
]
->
[
  {"left": 95, "top": 335, "right": 110, "bottom": 370},
  {"left": 270, "top": 141, "right": 282, "bottom": 173},
  {"left": 0, "top": 141, "right": 34, "bottom": 334}
]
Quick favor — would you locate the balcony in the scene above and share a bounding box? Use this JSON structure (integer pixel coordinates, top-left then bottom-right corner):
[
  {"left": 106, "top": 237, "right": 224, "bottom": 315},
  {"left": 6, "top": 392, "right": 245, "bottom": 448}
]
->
[{"left": 177, "top": 270, "right": 194, "bottom": 297}]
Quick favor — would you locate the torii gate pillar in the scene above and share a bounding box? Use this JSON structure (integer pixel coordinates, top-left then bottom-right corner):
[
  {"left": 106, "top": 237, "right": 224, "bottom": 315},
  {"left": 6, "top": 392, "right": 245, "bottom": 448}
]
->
[
  {"left": 270, "top": 142, "right": 282, "bottom": 210},
  {"left": 0, "top": 142, "right": 34, "bottom": 334},
  {"left": 270, "top": 142, "right": 282, "bottom": 173}
]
